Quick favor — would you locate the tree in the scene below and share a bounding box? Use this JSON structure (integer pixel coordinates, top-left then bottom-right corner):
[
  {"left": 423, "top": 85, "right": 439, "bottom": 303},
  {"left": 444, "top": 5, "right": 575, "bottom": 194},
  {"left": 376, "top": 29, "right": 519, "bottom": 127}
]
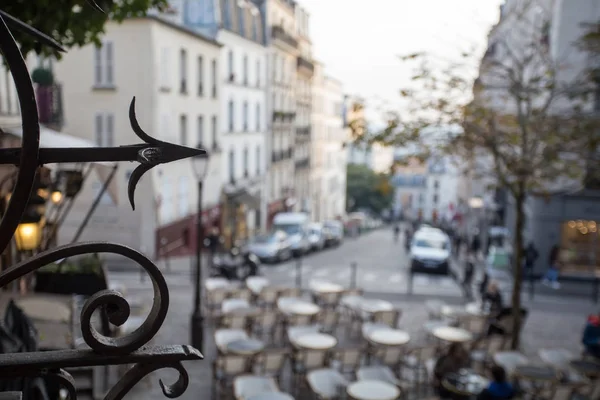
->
[
  {"left": 346, "top": 164, "right": 393, "bottom": 215},
  {"left": 2, "top": 0, "right": 168, "bottom": 60},
  {"left": 364, "top": 2, "right": 599, "bottom": 349}
]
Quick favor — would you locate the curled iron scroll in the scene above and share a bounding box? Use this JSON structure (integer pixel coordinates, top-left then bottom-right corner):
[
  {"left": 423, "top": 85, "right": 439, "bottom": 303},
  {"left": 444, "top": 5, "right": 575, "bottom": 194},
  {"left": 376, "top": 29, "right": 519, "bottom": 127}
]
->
[
  {"left": 104, "top": 362, "right": 189, "bottom": 400},
  {"left": 0, "top": 242, "right": 169, "bottom": 354},
  {"left": 0, "top": 14, "right": 42, "bottom": 256}
]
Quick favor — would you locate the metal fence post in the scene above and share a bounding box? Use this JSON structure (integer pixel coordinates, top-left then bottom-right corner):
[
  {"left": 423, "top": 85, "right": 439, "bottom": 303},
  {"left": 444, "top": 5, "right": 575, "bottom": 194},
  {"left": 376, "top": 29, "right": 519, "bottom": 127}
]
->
[
  {"left": 296, "top": 256, "right": 302, "bottom": 288},
  {"left": 350, "top": 262, "right": 357, "bottom": 289}
]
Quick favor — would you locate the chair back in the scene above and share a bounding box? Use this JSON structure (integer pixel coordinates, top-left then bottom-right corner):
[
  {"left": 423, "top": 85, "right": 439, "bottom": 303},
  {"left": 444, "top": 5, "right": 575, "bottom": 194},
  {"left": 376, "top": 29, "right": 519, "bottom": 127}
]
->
[
  {"left": 280, "top": 287, "right": 302, "bottom": 298},
  {"left": 214, "top": 354, "right": 250, "bottom": 377},
  {"left": 374, "top": 346, "right": 404, "bottom": 367},
  {"left": 330, "top": 347, "right": 364, "bottom": 371},
  {"left": 207, "top": 288, "right": 229, "bottom": 308},
  {"left": 222, "top": 298, "right": 251, "bottom": 313},
  {"left": 253, "top": 310, "right": 279, "bottom": 329},
  {"left": 258, "top": 287, "right": 280, "bottom": 306},
  {"left": 228, "top": 288, "right": 252, "bottom": 302},
  {"left": 342, "top": 288, "right": 363, "bottom": 297},
  {"left": 298, "top": 349, "right": 329, "bottom": 370},
  {"left": 319, "top": 309, "right": 340, "bottom": 333},
  {"left": 289, "top": 313, "right": 317, "bottom": 326},
  {"left": 373, "top": 309, "right": 401, "bottom": 328},
  {"left": 317, "top": 292, "right": 341, "bottom": 308},
  {"left": 256, "top": 349, "right": 288, "bottom": 375},
  {"left": 220, "top": 314, "right": 250, "bottom": 330}
]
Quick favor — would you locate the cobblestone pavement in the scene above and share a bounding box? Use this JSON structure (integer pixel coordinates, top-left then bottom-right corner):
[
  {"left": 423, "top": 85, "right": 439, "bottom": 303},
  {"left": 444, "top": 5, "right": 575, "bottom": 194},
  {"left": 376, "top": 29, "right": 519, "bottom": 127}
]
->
[{"left": 106, "top": 229, "right": 596, "bottom": 400}]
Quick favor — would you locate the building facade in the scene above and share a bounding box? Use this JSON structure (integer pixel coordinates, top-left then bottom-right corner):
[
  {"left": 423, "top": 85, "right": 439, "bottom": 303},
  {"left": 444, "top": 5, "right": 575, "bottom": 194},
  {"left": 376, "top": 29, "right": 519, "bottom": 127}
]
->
[
  {"left": 266, "top": 0, "right": 298, "bottom": 224},
  {"left": 54, "top": 17, "right": 222, "bottom": 261},
  {"left": 311, "top": 65, "right": 347, "bottom": 221}
]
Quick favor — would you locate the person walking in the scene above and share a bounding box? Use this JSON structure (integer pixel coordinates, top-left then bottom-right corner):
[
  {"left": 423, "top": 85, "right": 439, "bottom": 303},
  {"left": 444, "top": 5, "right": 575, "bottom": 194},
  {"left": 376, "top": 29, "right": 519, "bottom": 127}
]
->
[
  {"left": 542, "top": 244, "right": 561, "bottom": 289},
  {"left": 470, "top": 233, "right": 481, "bottom": 259},
  {"left": 393, "top": 224, "right": 400, "bottom": 243},
  {"left": 523, "top": 242, "right": 539, "bottom": 280}
]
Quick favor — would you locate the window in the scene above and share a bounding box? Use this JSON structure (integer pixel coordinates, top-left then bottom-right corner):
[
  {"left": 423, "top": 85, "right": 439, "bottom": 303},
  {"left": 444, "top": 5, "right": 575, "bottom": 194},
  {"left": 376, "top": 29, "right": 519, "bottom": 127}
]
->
[
  {"left": 197, "top": 56, "right": 204, "bottom": 96},
  {"left": 238, "top": 3, "right": 245, "bottom": 34},
  {"left": 178, "top": 176, "right": 189, "bottom": 217},
  {"left": 243, "top": 55, "right": 248, "bottom": 85},
  {"left": 197, "top": 115, "right": 204, "bottom": 146},
  {"left": 243, "top": 101, "right": 248, "bottom": 131},
  {"left": 223, "top": 0, "right": 231, "bottom": 28},
  {"left": 162, "top": 181, "right": 173, "bottom": 223},
  {"left": 228, "top": 100, "right": 234, "bottom": 132},
  {"left": 255, "top": 103, "right": 260, "bottom": 131},
  {"left": 94, "top": 41, "right": 114, "bottom": 87},
  {"left": 228, "top": 150, "right": 235, "bottom": 183},
  {"left": 273, "top": 54, "right": 278, "bottom": 82},
  {"left": 211, "top": 115, "right": 218, "bottom": 149},
  {"left": 94, "top": 113, "right": 114, "bottom": 147},
  {"left": 252, "top": 16, "right": 258, "bottom": 41},
  {"left": 180, "top": 114, "right": 187, "bottom": 145},
  {"left": 211, "top": 59, "right": 217, "bottom": 97},
  {"left": 243, "top": 147, "right": 249, "bottom": 176},
  {"left": 434, "top": 180, "right": 439, "bottom": 189},
  {"left": 256, "top": 59, "right": 260, "bottom": 87},
  {"left": 179, "top": 49, "right": 187, "bottom": 93},
  {"left": 256, "top": 146, "right": 261, "bottom": 175},
  {"left": 433, "top": 194, "right": 439, "bottom": 204},
  {"left": 159, "top": 47, "right": 170, "bottom": 89},
  {"left": 228, "top": 50, "right": 234, "bottom": 81}
]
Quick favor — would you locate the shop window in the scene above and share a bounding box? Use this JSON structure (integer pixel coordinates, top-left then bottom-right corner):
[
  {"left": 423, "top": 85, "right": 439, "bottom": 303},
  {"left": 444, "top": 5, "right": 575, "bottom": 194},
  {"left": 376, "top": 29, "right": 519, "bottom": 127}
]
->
[{"left": 560, "top": 220, "right": 600, "bottom": 273}]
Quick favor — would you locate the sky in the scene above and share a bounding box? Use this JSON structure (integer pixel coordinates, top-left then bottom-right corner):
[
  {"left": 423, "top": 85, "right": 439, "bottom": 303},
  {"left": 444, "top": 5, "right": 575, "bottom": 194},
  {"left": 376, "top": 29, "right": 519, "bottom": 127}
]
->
[{"left": 299, "top": 0, "right": 504, "bottom": 119}]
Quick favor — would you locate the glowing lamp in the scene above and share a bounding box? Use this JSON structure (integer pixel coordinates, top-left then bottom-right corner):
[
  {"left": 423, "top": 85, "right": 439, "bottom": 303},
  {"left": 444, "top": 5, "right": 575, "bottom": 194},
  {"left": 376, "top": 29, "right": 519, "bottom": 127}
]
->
[
  {"left": 51, "top": 190, "right": 63, "bottom": 204},
  {"left": 15, "top": 220, "right": 42, "bottom": 251}
]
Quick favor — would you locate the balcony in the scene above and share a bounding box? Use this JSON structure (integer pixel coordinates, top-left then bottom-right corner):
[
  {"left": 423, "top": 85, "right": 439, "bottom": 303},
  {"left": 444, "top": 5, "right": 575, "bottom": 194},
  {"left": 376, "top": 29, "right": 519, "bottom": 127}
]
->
[
  {"left": 283, "top": 148, "right": 293, "bottom": 159},
  {"left": 273, "top": 111, "right": 296, "bottom": 122},
  {"left": 36, "top": 83, "right": 64, "bottom": 129},
  {"left": 295, "top": 157, "right": 310, "bottom": 169},
  {"left": 296, "top": 127, "right": 311, "bottom": 136},
  {"left": 271, "top": 26, "right": 298, "bottom": 48},
  {"left": 297, "top": 56, "right": 314, "bottom": 75}
]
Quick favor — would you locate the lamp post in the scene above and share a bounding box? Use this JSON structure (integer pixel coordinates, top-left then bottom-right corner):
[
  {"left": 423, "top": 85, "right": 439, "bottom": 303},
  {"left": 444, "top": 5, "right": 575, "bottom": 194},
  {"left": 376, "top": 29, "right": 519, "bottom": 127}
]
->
[
  {"left": 190, "top": 144, "right": 210, "bottom": 352},
  {"left": 15, "top": 216, "right": 42, "bottom": 252}
]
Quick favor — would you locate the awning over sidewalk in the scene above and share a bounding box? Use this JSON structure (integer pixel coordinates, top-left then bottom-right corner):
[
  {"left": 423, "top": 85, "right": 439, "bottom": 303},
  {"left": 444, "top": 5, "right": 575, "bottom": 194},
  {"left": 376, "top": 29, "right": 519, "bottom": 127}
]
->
[
  {"left": 225, "top": 187, "right": 260, "bottom": 209},
  {"left": 6, "top": 125, "right": 119, "bottom": 204}
]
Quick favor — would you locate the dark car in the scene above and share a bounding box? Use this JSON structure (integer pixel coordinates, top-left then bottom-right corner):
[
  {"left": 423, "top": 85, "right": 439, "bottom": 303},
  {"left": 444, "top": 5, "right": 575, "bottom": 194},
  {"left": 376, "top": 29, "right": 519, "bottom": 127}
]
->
[
  {"left": 247, "top": 231, "right": 293, "bottom": 263},
  {"left": 323, "top": 220, "right": 344, "bottom": 247}
]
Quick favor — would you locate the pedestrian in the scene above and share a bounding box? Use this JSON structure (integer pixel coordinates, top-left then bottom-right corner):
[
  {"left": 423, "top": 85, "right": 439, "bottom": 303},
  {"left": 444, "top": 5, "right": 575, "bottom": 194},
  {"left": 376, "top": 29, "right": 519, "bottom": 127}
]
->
[
  {"left": 541, "top": 244, "right": 561, "bottom": 289},
  {"left": 582, "top": 312, "right": 600, "bottom": 360},
  {"left": 476, "top": 365, "right": 516, "bottom": 400},
  {"left": 471, "top": 233, "right": 481, "bottom": 259},
  {"left": 462, "top": 260, "right": 475, "bottom": 301},
  {"left": 454, "top": 235, "right": 462, "bottom": 257},
  {"left": 523, "top": 242, "right": 539, "bottom": 279},
  {"left": 206, "top": 227, "right": 221, "bottom": 267},
  {"left": 393, "top": 224, "right": 400, "bottom": 242}
]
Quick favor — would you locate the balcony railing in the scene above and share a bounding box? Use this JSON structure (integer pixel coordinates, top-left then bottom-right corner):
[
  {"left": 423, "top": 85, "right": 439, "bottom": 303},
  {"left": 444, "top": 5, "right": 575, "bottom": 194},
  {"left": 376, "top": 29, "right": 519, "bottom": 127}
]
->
[
  {"left": 295, "top": 157, "right": 310, "bottom": 169},
  {"left": 271, "top": 26, "right": 298, "bottom": 48},
  {"left": 296, "top": 127, "right": 311, "bottom": 136},
  {"left": 297, "top": 56, "right": 315, "bottom": 74},
  {"left": 273, "top": 111, "right": 296, "bottom": 122},
  {"left": 36, "top": 83, "right": 64, "bottom": 129}
]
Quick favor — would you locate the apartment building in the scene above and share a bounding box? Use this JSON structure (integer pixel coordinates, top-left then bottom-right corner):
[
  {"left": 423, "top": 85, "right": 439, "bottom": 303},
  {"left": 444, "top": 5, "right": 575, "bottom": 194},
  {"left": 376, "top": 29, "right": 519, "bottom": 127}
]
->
[
  {"left": 54, "top": 16, "right": 222, "bottom": 260},
  {"left": 294, "top": 5, "right": 314, "bottom": 213},
  {"left": 266, "top": 0, "right": 299, "bottom": 224},
  {"left": 311, "top": 62, "right": 347, "bottom": 221}
]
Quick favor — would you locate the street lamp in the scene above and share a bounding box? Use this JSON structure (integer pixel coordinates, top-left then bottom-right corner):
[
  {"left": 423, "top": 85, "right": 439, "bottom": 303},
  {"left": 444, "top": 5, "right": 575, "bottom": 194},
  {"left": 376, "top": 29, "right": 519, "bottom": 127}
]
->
[
  {"left": 15, "top": 216, "right": 42, "bottom": 252},
  {"left": 190, "top": 144, "right": 210, "bottom": 352}
]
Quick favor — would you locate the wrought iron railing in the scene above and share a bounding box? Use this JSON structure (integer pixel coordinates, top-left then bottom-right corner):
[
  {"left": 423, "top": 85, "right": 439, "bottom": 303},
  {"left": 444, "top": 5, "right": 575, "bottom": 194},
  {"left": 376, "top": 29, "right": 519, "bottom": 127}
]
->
[{"left": 0, "top": 6, "right": 203, "bottom": 399}]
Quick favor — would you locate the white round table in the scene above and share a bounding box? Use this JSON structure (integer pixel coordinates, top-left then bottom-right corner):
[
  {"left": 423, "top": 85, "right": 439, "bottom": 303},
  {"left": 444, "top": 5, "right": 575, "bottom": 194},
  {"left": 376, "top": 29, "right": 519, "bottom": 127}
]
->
[
  {"left": 287, "top": 302, "right": 320, "bottom": 316},
  {"left": 360, "top": 299, "right": 393, "bottom": 313},
  {"left": 311, "top": 281, "right": 344, "bottom": 293},
  {"left": 432, "top": 326, "right": 473, "bottom": 343},
  {"left": 465, "top": 302, "right": 489, "bottom": 317},
  {"left": 293, "top": 333, "right": 337, "bottom": 350},
  {"left": 347, "top": 380, "right": 400, "bottom": 400},
  {"left": 368, "top": 329, "right": 410, "bottom": 346}
]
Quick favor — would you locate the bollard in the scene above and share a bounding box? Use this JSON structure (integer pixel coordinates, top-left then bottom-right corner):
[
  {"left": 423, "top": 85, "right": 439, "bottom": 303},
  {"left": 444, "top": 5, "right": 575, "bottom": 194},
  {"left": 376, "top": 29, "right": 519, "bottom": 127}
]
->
[
  {"left": 295, "top": 256, "right": 303, "bottom": 289},
  {"left": 350, "top": 262, "right": 358, "bottom": 289}
]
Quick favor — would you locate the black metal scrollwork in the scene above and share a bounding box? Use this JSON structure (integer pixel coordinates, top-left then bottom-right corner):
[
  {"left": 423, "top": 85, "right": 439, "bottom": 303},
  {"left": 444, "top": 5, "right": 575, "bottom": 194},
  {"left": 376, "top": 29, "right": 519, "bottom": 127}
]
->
[{"left": 0, "top": 5, "right": 206, "bottom": 399}]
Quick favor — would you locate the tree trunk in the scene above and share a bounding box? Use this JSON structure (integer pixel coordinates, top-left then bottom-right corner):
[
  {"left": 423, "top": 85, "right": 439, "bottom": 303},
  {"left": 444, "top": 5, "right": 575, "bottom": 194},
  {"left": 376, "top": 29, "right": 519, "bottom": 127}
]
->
[{"left": 510, "top": 191, "right": 526, "bottom": 350}]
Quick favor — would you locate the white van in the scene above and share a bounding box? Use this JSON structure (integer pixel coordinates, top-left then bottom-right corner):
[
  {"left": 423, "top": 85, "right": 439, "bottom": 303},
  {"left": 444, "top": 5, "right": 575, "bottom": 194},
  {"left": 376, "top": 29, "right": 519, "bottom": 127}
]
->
[
  {"left": 409, "top": 227, "right": 451, "bottom": 275},
  {"left": 272, "top": 212, "right": 311, "bottom": 256}
]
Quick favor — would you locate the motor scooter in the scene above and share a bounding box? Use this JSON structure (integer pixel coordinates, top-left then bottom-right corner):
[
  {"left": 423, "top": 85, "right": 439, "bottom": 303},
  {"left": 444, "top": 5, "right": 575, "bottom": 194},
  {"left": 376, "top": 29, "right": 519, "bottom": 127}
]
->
[{"left": 210, "top": 243, "right": 261, "bottom": 281}]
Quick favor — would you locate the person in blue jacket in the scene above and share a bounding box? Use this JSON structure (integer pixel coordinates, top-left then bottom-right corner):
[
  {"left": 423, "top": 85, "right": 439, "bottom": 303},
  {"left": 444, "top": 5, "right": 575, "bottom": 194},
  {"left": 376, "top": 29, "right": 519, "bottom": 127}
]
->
[
  {"left": 477, "top": 366, "right": 515, "bottom": 400},
  {"left": 582, "top": 313, "right": 600, "bottom": 358}
]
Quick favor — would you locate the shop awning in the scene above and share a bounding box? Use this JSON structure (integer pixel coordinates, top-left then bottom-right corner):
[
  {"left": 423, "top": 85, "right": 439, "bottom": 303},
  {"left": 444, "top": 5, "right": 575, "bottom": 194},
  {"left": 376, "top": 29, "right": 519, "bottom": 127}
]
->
[
  {"left": 226, "top": 187, "right": 260, "bottom": 209},
  {"left": 6, "top": 125, "right": 119, "bottom": 204}
]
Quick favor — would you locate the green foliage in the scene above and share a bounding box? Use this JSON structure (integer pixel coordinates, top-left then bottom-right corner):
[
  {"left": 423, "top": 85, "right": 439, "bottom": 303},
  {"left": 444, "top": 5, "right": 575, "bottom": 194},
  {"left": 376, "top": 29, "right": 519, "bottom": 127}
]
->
[
  {"left": 31, "top": 67, "right": 54, "bottom": 86},
  {"left": 3, "top": 0, "right": 169, "bottom": 60},
  {"left": 346, "top": 164, "right": 393, "bottom": 215},
  {"left": 39, "top": 254, "right": 103, "bottom": 275}
]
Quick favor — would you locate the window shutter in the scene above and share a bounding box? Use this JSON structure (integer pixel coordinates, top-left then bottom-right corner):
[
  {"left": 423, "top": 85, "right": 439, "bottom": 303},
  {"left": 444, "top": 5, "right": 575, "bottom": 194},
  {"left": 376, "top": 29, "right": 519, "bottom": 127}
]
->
[
  {"left": 105, "top": 114, "right": 114, "bottom": 147},
  {"left": 105, "top": 42, "right": 114, "bottom": 85},
  {"left": 94, "top": 114, "right": 103, "bottom": 146}
]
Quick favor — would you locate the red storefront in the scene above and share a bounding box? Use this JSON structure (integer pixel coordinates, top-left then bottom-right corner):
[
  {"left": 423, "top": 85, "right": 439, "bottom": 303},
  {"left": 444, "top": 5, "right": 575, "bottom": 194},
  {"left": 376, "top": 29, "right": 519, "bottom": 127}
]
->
[
  {"left": 155, "top": 205, "right": 221, "bottom": 259},
  {"left": 267, "top": 199, "right": 285, "bottom": 229}
]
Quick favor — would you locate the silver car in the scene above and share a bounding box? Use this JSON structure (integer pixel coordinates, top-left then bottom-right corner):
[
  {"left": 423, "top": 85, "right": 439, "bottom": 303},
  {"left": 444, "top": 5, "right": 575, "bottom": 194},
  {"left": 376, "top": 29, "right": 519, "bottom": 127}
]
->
[
  {"left": 247, "top": 231, "right": 293, "bottom": 264},
  {"left": 308, "top": 223, "right": 326, "bottom": 251}
]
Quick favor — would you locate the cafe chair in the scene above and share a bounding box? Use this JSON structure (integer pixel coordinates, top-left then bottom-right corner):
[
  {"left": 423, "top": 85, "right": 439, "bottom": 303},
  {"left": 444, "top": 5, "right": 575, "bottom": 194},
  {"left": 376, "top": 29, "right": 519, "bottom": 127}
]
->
[
  {"left": 292, "top": 349, "right": 330, "bottom": 393},
  {"left": 212, "top": 354, "right": 252, "bottom": 400},
  {"left": 233, "top": 375, "right": 279, "bottom": 400},
  {"left": 371, "top": 345, "right": 405, "bottom": 374},
  {"left": 287, "top": 324, "right": 322, "bottom": 344},
  {"left": 206, "top": 288, "right": 230, "bottom": 317},
  {"left": 215, "top": 328, "right": 250, "bottom": 354},
  {"left": 251, "top": 310, "right": 280, "bottom": 345},
  {"left": 361, "top": 310, "right": 402, "bottom": 336},
  {"left": 424, "top": 299, "right": 445, "bottom": 320},
  {"left": 256, "top": 287, "right": 280, "bottom": 309},
  {"left": 469, "top": 335, "right": 506, "bottom": 373},
  {"left": 228, "top": 288, "right": 253, "bottom": 303},
  {"left": 357, "top": 365, "right": 411, "bottom": 397},
  {"left": 219, "top": 313, "right": 251, "bottom": 331},
  {"left": 460, "top": 315, "right": 487, "bottom": 335},
  {"left": 329, "top": 346, "right": 365, "bottom": 378},
  {"left": 315, "top": 291, "right": 342, "bottom": 310},
  {"left": 280, "top": 287, "right": 302, "bottom": 298},
  {"left": 253, "top": 348, "right": 289, "bottom": 386},
  {"left": 401, "top": 346, "right": 438, "bottom": 393},
  {"left": 306, "top": 368, "right": 349, "bottom": 400},
  {"left": 318, "top": 309, "right": 341, "bottom": 335}
]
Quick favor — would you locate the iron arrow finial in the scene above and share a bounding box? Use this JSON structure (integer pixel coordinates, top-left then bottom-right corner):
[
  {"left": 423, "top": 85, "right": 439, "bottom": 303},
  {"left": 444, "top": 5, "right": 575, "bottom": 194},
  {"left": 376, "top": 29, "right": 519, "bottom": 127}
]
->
[{"left": 127, "top": 97, "right": 208, "bottom": 210}]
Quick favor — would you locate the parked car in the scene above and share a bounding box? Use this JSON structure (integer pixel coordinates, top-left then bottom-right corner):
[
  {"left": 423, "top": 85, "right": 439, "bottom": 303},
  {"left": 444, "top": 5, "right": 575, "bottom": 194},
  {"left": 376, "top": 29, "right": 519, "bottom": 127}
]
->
[
  {"left": 272, "top": 212, "right": 311, "bottom": 256},
  {"left": 247, "top": 231, "right": 293, "bottom": 263},
  {"left": 307, "top": 223, "right": 326, "bottom": 251},
  {"left": 323, "top": 220, "right": 344, "bottom": 247},
  {"left": 409, "top": 227, "right": 451, "bottom": 275}
]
